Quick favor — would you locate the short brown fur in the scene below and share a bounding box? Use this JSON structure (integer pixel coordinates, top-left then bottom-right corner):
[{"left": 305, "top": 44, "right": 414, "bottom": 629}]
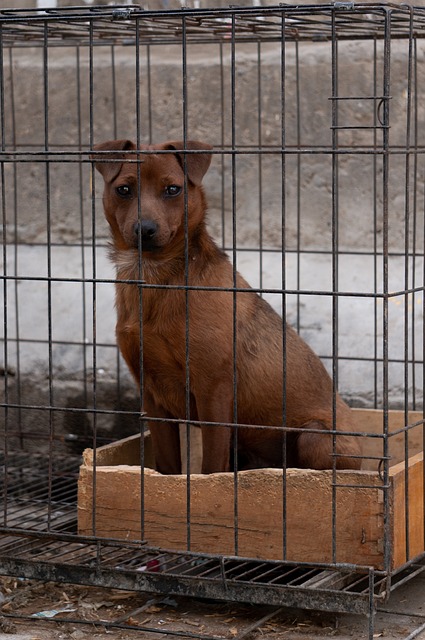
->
[{"left": 93, "top": 139, "right": 361, "bottom": 474}]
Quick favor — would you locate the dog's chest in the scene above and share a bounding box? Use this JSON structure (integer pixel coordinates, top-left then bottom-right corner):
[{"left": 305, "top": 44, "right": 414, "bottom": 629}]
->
[{"left": 143, "top": 308, "right": 187, "bottom": 372}]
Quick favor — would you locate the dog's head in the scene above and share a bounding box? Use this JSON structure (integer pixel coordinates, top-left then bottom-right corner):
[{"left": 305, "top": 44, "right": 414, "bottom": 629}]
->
[{"left": 91, "top": 139, "right": 212, "bottom": 255}]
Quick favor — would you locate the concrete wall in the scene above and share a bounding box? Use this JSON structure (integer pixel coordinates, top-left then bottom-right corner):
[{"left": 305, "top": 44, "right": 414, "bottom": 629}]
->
[{"left": 3, "top": 38, "right": 425, "bottom": 253}]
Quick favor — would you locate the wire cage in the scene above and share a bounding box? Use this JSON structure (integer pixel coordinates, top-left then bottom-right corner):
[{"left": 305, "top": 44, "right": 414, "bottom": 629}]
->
[{"left": 0, "top": 3, "right": 425, "bottom": 638}]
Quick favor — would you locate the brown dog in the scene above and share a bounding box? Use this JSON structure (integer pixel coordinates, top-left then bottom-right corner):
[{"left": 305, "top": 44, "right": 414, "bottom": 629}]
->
[{"left": 93, "top": 139, "right": 361, "bottom": 474}]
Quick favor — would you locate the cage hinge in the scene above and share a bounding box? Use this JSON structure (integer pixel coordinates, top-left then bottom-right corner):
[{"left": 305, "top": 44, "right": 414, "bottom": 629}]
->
[{"left": 333, "top": 1, "right": 355, "bottom": 9}]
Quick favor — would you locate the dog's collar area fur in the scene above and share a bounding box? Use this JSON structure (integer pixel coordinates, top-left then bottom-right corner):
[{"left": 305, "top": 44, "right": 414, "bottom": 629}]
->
[{"left": 111, "top": 247, "right": 195, "bottom": 284}]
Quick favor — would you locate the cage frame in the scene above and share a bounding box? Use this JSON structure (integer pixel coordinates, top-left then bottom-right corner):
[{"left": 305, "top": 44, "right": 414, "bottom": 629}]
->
[{"left": 0, "top": 3, "right": 425, "bottom": 639}]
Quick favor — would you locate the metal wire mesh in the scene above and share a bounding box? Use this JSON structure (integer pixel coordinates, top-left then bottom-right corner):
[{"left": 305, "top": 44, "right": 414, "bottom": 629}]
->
[{"left": 0, "top": 4, "right": 424, "bottom": 639}]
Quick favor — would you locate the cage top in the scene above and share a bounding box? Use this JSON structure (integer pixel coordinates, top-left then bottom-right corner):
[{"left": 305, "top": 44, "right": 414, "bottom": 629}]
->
[{"left": 0, "top": 2, "right": 424, "bottom": 46}]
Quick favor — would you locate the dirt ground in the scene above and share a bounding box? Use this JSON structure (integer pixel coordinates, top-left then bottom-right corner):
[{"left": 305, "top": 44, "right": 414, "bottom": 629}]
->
[{"left": 1, "top": 574, "right": 425, "bottom": 640}]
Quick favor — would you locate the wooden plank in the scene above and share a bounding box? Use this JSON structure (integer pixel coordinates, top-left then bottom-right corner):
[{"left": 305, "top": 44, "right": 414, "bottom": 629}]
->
[
  {"left": 78, "top": 465, "right": 385, "bottom": 568},
  {"left": 390, "top": 452, "right": 424, "bottom": 570},
  {"left": 77, "top": 408, "right": 424, "bottom": 570},
  {"left": 351, "top": 409, "right": 423, "bottom": 470},
  {"left": 84, "top": 408, "right": 423, "bottom": 471},
  {"left": 83, "top": 426, "right": 200, "bottom": 472},
  {"left": 83, "top": 433, "right": 154, "bottom": 469},
  {"left": 179, "top": 425, "right": 202, "bottom": 474},
  {"left": 178, "top": 409, "right": 421, "bottom": 472}
]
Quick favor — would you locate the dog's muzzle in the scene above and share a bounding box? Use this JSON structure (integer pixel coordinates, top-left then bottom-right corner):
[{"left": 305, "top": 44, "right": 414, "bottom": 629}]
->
[{"left": 133, "top": 220, "right": 160, "bottom": 251}]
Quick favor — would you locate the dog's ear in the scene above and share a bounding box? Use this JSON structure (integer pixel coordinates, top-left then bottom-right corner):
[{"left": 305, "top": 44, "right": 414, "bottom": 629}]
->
[
  {"left": 165, "top": 141, "right": 213, "bottom": 186},
  {"left": 91, "top": 140, "right": 136, "bottom": 183}
]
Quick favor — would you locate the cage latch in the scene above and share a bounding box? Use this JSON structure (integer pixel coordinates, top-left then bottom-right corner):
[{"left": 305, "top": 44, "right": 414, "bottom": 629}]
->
[
  {"left": 333, "top": 1, "right": 355, "bottom": 9},
  {"left": 112, "top": 7, "right": 140, "bottom": 20}
]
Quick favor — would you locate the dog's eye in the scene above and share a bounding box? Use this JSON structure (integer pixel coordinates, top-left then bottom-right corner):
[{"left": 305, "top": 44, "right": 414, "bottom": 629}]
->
[
  {"left": 165, "top": 185, "right": 182, "bottom": 197},
  {"left": 116, "top": 185, "right": 132, "bottom": 198}
]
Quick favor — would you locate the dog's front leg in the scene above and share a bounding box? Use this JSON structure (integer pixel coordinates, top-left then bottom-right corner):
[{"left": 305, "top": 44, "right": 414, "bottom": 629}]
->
[
  {"left": 144, "top": 393, "right": 181, "bottom": 475},
  {"left": 195, "top": 379, "right": 233, "bottom": 474},
  {"left": 296, "top": 420, "right": 360, "bottom": 470},
  {"left": 200, "top": 425, "right": 232, "bottom": 474},
  {"left": 149, "top": 421, "right": 181, "bottom": 474}
]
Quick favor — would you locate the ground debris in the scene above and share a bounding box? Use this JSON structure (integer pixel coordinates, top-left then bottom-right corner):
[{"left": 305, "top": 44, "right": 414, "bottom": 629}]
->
[
  {"left": 124, "top": 617, "right": 141, "bottom": 627},
  {"left": 0, "top": 615, "right": 17, "bottom": 633},
  {"left": 144, "top": 605, "right": 162, "bottom": 613},
  {"left": 0, "top": 575, "right": 423, "bottom": 639}
]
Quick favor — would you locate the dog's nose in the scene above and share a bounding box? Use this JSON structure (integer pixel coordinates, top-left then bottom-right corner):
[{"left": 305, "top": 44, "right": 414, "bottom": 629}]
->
[{"left": 134, "top": 220, "right": 158, "bottom": 241}]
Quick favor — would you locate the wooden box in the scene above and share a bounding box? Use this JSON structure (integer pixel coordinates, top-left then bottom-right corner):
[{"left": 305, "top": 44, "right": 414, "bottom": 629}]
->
[{"left": 78, "top": 409, "right": 424, "bottom": 571}]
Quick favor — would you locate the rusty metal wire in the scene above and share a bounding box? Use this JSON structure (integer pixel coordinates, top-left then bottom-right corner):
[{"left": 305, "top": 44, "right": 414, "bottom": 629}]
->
[
  {"left": 0, "top": 3, "right": 424, "bottom": 47},
  {"left": 1, "top": 5, "right": 425, "bottom": 640}
]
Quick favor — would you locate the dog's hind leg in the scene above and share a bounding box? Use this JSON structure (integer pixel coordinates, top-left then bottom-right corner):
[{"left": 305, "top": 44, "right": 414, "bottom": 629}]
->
[{"left": 296, "top": 421, "right": 361, "bottom": 470}]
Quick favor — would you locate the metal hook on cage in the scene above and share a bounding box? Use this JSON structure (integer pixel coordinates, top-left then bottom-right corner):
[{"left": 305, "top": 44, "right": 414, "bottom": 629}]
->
[
  {"left": 378, "top": 458, "right": 385, "bottom": 482},
  {"left": 376, "top": 97, "right": 389, "bottom": 127}
]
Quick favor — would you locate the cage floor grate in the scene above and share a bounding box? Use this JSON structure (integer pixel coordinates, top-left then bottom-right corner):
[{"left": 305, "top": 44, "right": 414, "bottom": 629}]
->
[
  {"left": 1, "top": 451, "right": 79, "bottom": 534},
  {"left": 1, "top": 449, "right": 424, "bottom": 614},
  {"left": 0, "top": 449, "right": 388, "bottom": 615}
]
